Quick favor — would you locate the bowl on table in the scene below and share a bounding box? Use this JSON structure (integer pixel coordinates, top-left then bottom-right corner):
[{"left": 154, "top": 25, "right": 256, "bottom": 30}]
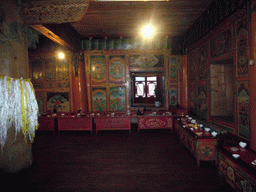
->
[
  {"left": 211, "top": 131, "right": 217, "bottom": 137},
  {"left": 239, "top": 141, "right": 247, "bottom": 148},
  {"left": 204, "top": 128, "right": 210, "bottom": 132},
  {"left": 232, "top": 154, "right": 240, "bottom": 159}
]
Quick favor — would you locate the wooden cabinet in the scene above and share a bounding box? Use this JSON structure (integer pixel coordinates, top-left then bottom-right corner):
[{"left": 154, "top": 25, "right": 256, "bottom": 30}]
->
[
  {"left": 174, "top": 119, "right": 218, "bottom": 166},
  {"left": 218, "top": 146, "right": 256, "bottom": 192},
  {"left": 137, "top": 115, "right": 173, "bottom": 133},
  {"left": 58, "top": 116, "right": 93, "bottom": 133},
  {"left": 95, "top": 116, "right": 131, "bottom": 134}
]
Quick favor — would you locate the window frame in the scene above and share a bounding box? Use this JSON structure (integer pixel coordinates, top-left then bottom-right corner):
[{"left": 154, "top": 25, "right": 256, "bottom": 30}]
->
[{"left": 130, "top": 72, "right": 165, "bottom": 108}]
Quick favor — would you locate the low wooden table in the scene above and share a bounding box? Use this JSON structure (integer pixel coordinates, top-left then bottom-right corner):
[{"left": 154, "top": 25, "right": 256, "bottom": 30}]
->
[
  {"left": 57, "top": 115, "right": 93, "bottom": 134},
  {"left": 218, "top": 146, "right": 256, "bottom": 191},
  {"left": 137, "top": 115, "right": 173, "bottom": 133},
  {"left": 174, "top": 118, "right": 218, "bottom": 166},
  {"left": 95, "top": 115, "right": 131, "bottom": 134}
]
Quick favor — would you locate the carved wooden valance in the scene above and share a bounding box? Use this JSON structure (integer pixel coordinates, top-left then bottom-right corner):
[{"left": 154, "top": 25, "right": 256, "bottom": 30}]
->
[{"left": 22, "top": 0, "right": 90, "bottom": 24}]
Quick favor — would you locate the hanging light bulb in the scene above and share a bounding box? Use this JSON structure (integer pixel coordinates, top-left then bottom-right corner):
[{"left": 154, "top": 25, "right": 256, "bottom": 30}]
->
[
  {"left": 141, "top": 23, "right": 155, "bottom": 39},
  {"left": 58, "top": 52, "right": 65, "bottom": 59}
]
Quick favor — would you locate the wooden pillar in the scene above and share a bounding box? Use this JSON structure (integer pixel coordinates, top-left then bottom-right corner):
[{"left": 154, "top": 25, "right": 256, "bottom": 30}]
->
[
  {"left": 0, "top": 1, "right": 32, "bottom": 172},
  {"left": 72, "top": 52, "right": 88, "bottom": 113},
  {"left": 249, "top": 2, "right": 256, "bottom": 152}
]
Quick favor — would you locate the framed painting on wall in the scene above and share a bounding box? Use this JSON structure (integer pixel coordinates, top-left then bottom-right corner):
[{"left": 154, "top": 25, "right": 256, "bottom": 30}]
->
[
  {"left": 169, "top": 57, "right": 179, "bottom": 83},
  {"left": 90, "top": 55, "right": 106, "bottom": 83},
  {"left": 128, "top": 54, "right": 164, "bottom": 69},
  {"left": 237, "top": 82, "right": 249, "bottom": 139},
  {"left": 92, "top": 88, "right": 107, "bottom": 112},
  {"left": 109, "top": 87, "right": 126, "bottom": 112},
  {"left": 47, "top": 92, "right": 70, "bottom": 113},
  {"left": 169, "top": 86, "right": 178, "bottom": 106},
  {"left": 109, "top": 56, "right": 126, "bottom": 83}
]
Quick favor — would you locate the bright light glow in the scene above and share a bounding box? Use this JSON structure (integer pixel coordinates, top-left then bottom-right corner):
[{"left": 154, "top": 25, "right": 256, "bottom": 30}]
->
[
  {"left": 58, "top": 52, "right": 65, "bottom": 59},
  {"left": 141, "top": 24, "right": 155, "bottom": 39}
]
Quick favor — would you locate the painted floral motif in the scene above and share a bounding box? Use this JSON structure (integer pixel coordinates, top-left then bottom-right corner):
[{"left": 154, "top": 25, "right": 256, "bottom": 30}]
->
[
  {"left": 109, "top": 59, "right": 125, "bottom": 79},
  {"left": 238, "top": 83, "right": 250, "bottom": 139},
  {"left": 32, "top": 59, "right": 43, "bottom": 81},
  {"left": 129, "top": 55, "right": 163, "bottom": 68},
  {"left": 91, "top": 56, "right": 106, "bottom": 81},
  {"left": 170, "top": 57, "right": 178, "bottom": 78},
  {"left": 110, "top": 87, "right": 125, "bottom": 111},
  {"left": 92, "top": 90, "right": 106, "bottom": 112},
  {"left": 47, "top": 94, "right": 70, "bottom": 112},
  {"left": 145, "top": 118, "right": 166, "bottom": 128},
  {"left": 241, "top": 180, "right": 255, "bottom": 192},
  {"left": 237, "top": 27, "right": 249, "bottom": 76},
  {"left": 199, "top": 145, "right": 214, "bottom": 160},
  {"left": 227, "top": 166, "right": 235, "bottom": 182},
  {"left": 58, "top": 60, "right": 69, "bottom": 81},
  {"left": 45, "top": 58, "right": 56, "bottom": 81},
  {"left": 198, "top": 48, "right": 207, "bottom": 80},
  {"left": 198, "top": 87, "right": 207, "bottom": 120},
  {"left": 188, "top": 52, "right": 197, "bottom": 80},
  {"left": 170, "top": 88, "right": 177, "bottom": 106}
]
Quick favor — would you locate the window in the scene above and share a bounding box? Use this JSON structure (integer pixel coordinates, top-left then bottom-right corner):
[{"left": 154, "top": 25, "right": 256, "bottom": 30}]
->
[
  {"left": 131, "top": 72, "right": 164, "bottom": 107},
  {"left": 135, "top": 76, "right": 157, "bottom": 98},
  {"left": 210, "top": 58, "right": 234, "bottom": 123}
]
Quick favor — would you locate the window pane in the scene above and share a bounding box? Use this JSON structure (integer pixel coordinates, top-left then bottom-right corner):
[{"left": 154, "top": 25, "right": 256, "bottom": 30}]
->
[
  {"left": 135, "top": 77, "right": 145, "bottom": 81},
  {"left": 136, "top": 83, "right": 145, "bottom": 97},
  {"left": 147, "top": 76, "right": 157, "bottom": 81},
  {"left": 148, "top": 83, "right": 156, "bottom": 97}
]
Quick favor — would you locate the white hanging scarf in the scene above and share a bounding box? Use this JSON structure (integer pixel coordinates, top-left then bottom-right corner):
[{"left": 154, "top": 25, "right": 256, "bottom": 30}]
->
[{"left": 0, "top": 75, "right": 38, "bottom": 149}]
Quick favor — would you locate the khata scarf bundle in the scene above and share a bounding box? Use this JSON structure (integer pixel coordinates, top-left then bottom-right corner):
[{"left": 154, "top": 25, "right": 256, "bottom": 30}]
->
[{"left": 0, "top": 75, "right": 39, "bottom": 149}]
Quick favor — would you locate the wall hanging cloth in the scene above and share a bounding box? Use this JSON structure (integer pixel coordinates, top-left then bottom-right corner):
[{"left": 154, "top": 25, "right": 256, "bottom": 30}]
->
[{"left": 0, "top": 75, "right": 38, "bottom": 149}]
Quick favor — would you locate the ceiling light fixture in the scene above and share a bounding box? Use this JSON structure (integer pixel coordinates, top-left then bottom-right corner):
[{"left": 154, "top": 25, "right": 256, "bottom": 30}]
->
[
  {"left": 58, "top": 52, "right": 65, "bottom": 60},
  {"left": 141, "top": 23, "right": 155, "bottom": 39}
]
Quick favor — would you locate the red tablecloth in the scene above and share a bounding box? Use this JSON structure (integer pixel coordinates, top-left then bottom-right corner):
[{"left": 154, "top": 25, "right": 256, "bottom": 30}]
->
[{"left": 223, "top": 146, "right": 256, "bottom": 167}]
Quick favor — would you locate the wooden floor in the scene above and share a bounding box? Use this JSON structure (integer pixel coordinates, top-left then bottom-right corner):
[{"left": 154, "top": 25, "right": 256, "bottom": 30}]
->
[{"left": 1, "top": 130, "right": 235, "bottom": 192}]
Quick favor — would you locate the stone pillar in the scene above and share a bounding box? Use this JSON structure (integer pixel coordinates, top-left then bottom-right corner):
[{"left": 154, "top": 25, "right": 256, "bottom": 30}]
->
[{"left": 0, "top": 1, "right": 32, "bottom": 172}]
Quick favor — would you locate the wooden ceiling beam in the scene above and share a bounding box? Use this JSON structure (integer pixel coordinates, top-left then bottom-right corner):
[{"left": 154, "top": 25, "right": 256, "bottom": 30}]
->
[{"left": 31, "top": 23, "right": 81, "bottom": 51}]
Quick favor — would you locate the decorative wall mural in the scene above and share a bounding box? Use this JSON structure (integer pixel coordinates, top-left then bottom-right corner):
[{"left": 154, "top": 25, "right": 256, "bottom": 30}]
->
[
  {"left": 47, "top": 92, "right": 70, "bottom": 113},
  {"left": 31, "top": 58, "right": 43, "bottom": 81},
  {"left": 109, "top": 56, "right": 125, "bottom": 82},
  {"left": 110, "top": 87, "right": 126, "bottom": 111},
  {"left": 237, "top": 82, "right": 249, "bottom": 139},
  {"left": 129, "top": 55, "right": 164, "bottom": 68},
  {"left": 169, "top": 86, "right": 177, "bottom": 106},
  {"left": 169, "top": 57, "right": 179, "bottom": 79},
  {"left": 210, "top": 29, "right": 232, "bottom": 58},
  {"left": 188, "top": 51, "right": 197, "bottom": 80},
  {"left": 198, "top": 47, "right": 208, "bottom": 80},
  {"left": 237, "top": 23, "right": 249, "bottom": 76},
  {"left": 188, "top": 85, "right": 197, "bottom": 116},
  {"left": 92, "top": 88, "right": 107, "bottom": 112},
  {"left": 58, "top": 82, "right": 70, "bottom": 88},
  {"left": 91, "top": 55, "right": 106, "bottom": 83},
  {"left": 58, "top": 60, "right": 69, "bottom": 81},
  {"left": 45, "top": 58, "right": 56, "bottom": 81},
  {"left": 198, "top": 86, "right": 208, "bottom": 120}
]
